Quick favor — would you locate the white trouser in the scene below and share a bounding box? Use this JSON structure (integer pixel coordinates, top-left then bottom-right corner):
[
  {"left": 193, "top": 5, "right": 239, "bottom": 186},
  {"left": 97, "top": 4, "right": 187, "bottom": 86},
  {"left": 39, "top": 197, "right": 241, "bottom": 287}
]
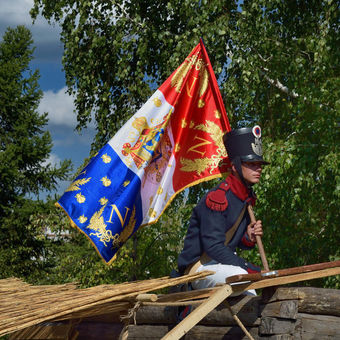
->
[{"left": 191, "top": 260, "right": 256, "bottom": 296}]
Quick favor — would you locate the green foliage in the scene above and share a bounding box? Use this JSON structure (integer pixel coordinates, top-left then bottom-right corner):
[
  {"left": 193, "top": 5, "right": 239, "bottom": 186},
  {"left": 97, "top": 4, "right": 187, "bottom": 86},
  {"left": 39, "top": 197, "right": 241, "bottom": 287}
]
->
[
  {"left": 29, "top": 1, "right": 339, "bottom": 287},
  {"left": 27, "top": 194, "right": 191, "bottom": 287},
  {"left": 0, "top": 26, "right": 72, "bottom": 280}
]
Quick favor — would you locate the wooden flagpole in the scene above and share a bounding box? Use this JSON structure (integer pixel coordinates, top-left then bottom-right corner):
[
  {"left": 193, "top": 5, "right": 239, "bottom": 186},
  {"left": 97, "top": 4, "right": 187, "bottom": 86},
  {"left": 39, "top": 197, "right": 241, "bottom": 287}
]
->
[{"left": 247, "top": 204, "right": 270, "bottom": 271}]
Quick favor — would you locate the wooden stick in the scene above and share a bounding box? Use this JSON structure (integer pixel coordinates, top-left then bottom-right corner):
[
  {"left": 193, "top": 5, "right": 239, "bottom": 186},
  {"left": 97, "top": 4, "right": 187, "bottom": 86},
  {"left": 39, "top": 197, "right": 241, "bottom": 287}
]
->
[
  {"left": 161, "top": 285, "right": 232, "bottom": 340},
  {"left": 226, "top": 260, "right": 340, "bottom": 284},
  {"left": 224, "top": 300, "right": 255, "bottom": 340},
  {"left": 247, "top": 204, "right": 269, "bottom": 271}
]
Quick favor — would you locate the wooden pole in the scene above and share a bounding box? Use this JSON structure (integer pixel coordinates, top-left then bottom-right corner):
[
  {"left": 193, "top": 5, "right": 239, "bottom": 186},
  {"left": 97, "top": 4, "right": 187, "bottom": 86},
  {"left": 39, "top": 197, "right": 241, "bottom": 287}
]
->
[
  {"left": 224, "top": 300, "right": 256, "bottom": 340},
  {"left": 247, "top": 204, "right": 270, "bottom": 271},
  {"left": 226, "top": 260, "right": 340, "bottom": 284}
]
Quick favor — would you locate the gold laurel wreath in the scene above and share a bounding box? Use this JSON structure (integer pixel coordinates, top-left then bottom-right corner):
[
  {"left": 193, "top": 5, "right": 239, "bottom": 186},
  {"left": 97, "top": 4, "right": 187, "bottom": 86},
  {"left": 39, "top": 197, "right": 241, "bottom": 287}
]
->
[
  {"left": 65, "top": 177, "right": 91, "bottom": 192},
  {"left": 180, "top": 121, "right": 227, "bottom": 174}
]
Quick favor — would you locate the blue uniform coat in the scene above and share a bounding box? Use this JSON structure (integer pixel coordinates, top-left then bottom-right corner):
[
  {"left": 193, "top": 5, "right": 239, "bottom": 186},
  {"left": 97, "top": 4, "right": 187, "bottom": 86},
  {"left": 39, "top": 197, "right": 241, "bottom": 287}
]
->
[{"left": 177, "top": 173, "right": 260, "bottom": 274}]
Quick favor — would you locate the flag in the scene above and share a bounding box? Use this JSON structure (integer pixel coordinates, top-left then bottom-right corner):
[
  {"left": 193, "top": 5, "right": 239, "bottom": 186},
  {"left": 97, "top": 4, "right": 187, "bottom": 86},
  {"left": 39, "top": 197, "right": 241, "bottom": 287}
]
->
[{"left": 57, "top": 39, "right": 231, "bottom": 264}]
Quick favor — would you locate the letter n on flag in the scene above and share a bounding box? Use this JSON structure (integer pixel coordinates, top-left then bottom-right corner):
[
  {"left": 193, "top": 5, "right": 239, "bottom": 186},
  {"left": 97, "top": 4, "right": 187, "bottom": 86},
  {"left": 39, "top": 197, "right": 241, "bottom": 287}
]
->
[{"left": 57, "top": 39, "right": 231, "bottom": 264}]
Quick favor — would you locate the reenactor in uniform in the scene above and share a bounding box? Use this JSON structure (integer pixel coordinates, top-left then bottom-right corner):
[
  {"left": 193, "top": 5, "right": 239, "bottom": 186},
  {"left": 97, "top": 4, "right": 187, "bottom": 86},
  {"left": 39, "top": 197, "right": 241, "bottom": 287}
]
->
[{"left": 177, "top": 125, "right": 269, "bottom": 295}]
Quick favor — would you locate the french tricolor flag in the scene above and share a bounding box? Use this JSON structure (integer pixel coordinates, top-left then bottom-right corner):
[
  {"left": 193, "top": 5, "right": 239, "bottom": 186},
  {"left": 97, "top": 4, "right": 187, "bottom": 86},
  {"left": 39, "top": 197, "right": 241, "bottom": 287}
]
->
[{"left": 57, "top": 39, "right": 231, "bottom": 264}]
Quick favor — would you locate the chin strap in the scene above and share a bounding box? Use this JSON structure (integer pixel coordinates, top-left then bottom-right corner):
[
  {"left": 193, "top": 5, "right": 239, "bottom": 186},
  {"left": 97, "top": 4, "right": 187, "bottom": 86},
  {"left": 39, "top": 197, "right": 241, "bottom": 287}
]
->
[{"left": 233, "top": 156, "right": 250, "bottom": 188}]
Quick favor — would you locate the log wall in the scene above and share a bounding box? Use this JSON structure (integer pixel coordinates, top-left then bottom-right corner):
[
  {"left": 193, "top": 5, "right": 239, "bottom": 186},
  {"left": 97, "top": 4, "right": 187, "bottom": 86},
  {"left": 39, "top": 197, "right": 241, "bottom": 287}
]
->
[{"left": 9, "top": 287, "right": 340, "bottom": 340}]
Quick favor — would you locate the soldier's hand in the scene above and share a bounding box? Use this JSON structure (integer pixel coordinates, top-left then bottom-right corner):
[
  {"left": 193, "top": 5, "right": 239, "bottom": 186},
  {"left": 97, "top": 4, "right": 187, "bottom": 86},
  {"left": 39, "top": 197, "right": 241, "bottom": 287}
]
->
[{"left": 247, "top": 220, "right": 263, "bottom": 242}]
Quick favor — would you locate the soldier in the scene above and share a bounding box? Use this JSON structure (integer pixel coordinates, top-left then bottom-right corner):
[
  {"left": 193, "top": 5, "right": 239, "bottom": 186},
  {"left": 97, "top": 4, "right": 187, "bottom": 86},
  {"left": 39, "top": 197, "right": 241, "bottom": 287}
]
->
[{"left": 177, "top": 125, "right": 269, "bottom": 294}]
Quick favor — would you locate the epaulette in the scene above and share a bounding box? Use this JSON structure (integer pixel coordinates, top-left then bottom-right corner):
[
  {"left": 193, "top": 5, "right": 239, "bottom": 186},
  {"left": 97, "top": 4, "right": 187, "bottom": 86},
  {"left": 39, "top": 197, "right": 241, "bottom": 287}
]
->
[{"left": 205, "top": 182, "right": 229, "bottom": 211}]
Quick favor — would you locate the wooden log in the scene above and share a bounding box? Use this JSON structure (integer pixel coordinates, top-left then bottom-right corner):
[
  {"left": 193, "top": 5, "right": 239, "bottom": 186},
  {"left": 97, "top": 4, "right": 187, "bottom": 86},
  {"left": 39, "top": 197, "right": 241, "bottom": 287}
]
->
[
  {"left": 226, "top": 260, "right": 340, "bottom": 284},
  {"left": 135, "top": 293, "right": 158, "bottom": 302},
  {"left": 261, "top": 287, "right": 300, "bottom": 303},
  {"left": 261, "top": 287, "right": 340, "bottom": 316},
  {"left": 161, "top": 284, "right": 232, "bottom": 340},
  {"left": 126, "top": 325, "right": 170, "bottom": 339},
  {"left": 259, "top": 317, "right": 296, "bottom": 335},
  {"left": 297, "top": 287, "right": 340, "bottom": 316},
  {"left": 136, "top": 296, "right": 261, "bottom": 327},
  {"left": 126, "top": 324, "right": 260, "bottom": 340},
  {"left": 185, "top": 324, "right": 260, "bottom": 340},
  {"left": 260, "top": 300, "right": 298, "bottom": 319},
  {"left": 295, "top": 313, "right": 340, "bottom": 338},
  {"left": 135, "top": 306, "right": 177, "bottom": 325},
  {"left": 295, "top": 333, "right": 336, "bottom": 340},
  {"left": 257, "top": 336, "right": 293, "bottom": 340},
  {"left": 202, "top": 295, "right": 260, "bottom": 326}
]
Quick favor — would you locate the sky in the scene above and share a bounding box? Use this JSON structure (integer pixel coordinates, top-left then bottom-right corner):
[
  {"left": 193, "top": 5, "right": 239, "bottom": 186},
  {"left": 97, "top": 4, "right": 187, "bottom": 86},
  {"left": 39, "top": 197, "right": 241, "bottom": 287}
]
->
[{"left": 0, "top": 0, "right": 96, "bottom": 198}]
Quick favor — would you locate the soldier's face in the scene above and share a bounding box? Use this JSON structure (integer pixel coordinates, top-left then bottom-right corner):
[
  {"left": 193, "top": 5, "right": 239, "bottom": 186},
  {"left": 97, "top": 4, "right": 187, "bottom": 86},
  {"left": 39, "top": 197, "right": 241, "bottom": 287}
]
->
[{"left": 241, "top": 161, "right": 263, "bottom": 184}]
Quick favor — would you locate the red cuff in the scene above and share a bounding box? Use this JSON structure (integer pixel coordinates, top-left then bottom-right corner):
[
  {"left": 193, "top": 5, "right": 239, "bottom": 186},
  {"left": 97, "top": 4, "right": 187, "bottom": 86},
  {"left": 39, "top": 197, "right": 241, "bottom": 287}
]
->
[
  {"left": 247, "top": 267, "right": 260, "bottom": 274},
  {"left": 242, "top": 234, "right": 256, "bottom": 247}
]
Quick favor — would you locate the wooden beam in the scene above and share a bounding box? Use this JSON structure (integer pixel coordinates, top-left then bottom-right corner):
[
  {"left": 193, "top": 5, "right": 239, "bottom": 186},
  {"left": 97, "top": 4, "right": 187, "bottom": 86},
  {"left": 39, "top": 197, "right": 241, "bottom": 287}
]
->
[
  {"left": 231, "top": 267, "right": 340, "bottom": 293},
  {"left": 157, "top": 266, "right": 340, "bottom": 306},
  {"left": 161, "top": 285, "right": 232, "bottom": 340}
]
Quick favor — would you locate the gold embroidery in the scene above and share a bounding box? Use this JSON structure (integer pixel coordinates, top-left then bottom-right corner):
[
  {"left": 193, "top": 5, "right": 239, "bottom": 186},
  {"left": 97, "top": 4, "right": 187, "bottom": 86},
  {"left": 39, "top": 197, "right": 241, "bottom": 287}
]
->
[
  {"left": 157, "top": 186, "right": 163, "bottom": 195},
  {"left": 112, "top": 206, "right": 137, "bottom": 248},
  {"left": 149, "top": 196, "right": 154, "bottom": 205},
  {"left": 153, "top": 97, "right": 162, "bottom": 107},
  {"left": 195, "top": 121, "right": 226, "bottom": 154},
  {"left": 180, "top": 157, "right": 212, "bottom": 175},
  {"left": 171, "top": 54, "right": 209, "bottom": 99},
  {"left": 75, "top": 193, "right": 86, "bottom": 203},
  {"left": 187, "top": 136, "right": 211, "bottom": 156},
  {"left": 198, "top": 64, "right": 209, "bottom": 97},
  {"left": 123, "top": 180, "right": 130, "bottom": 187},
  {"left": 198, "top": 99, "right": 205, "bottom": 108},
  {"left": 175, "top": 143, "right": 181, "bottom": 152},
  {"left": 122, "top": 111, "right": 171, "bottom": 169},
  {"left": 186, "top": 76, "right": 198, "bottom": 97},
  {"left": 214, "top": 110, "right": 221, "bottom": 119},
  {"left": 101, "top": 177, "right": 111, "bottom": 187},
  {"left": 180, "top": 120, "right": 227, "bottom": 174},
  {"left": 181, "top": 118, "right": 187, "bottom": 128},
  {"left": 101, "top": 154, "right": 111, "bottom": 163},
  {"left": 87, "top": 205, "right": 114, "bottom": 247},
  {"left": 190, "top": 121, "right": 195, "bottom": 128},
  {"left": 66, "top": 177, "right": 91, "bottom": 192},
  {"left": 99, "top": 197, "right": 108, "bottom": 205},
  {"left": 148, "top": 208, "right": 157, "bottom": 218},
  {"left": 107, "top": 205, "right": 130, "bottom": 226},
  {"left": 142, "top": 127, "right": 172, "bottom": 186},
  {"left": 171, "top": 57, "right": 194, "bottom": 93},
  {"left": 78, "top": 215, "right": 87, "bottom": 223}
]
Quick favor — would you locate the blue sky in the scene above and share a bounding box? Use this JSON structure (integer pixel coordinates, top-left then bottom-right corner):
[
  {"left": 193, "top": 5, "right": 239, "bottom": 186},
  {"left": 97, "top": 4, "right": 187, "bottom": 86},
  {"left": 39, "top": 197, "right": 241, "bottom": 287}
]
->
[{"left": 1, "top": 0, "right": 96, "bottom": 198}]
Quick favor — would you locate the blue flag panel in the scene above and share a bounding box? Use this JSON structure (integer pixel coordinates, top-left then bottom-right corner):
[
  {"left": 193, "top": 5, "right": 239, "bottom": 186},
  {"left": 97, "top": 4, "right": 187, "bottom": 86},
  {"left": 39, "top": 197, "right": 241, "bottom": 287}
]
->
[{"left": 58, "top": 144, "right": 143, "bottom": 263}]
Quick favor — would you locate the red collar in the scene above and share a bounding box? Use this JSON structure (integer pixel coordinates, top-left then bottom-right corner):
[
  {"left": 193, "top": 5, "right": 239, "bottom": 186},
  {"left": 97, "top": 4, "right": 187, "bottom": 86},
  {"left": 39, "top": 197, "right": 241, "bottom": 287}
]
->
[{"left": 226, "top": 173, "right": 256, "bottom": 205}]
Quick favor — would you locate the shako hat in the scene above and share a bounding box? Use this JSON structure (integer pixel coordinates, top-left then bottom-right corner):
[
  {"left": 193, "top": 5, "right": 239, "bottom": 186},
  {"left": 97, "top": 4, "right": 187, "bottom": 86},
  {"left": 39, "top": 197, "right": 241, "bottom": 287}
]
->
[{"left": 223, "top": 125, "right": 270, "bottom": 165}]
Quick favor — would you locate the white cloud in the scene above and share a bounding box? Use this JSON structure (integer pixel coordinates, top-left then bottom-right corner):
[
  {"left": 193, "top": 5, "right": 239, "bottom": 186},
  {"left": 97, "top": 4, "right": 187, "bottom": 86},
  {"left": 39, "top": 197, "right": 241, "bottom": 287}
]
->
[
  {"left": 42, "top": 153, "right": 61, "bottom": 167},
  {"left": 39, "top": 87, "right": 77, "bottom": 127},
  {"left": 0, "top": 0, "right": 62, "bottom": 62},
  {"left": 1, "top": 0, "right": 34, "bottom": 26}
]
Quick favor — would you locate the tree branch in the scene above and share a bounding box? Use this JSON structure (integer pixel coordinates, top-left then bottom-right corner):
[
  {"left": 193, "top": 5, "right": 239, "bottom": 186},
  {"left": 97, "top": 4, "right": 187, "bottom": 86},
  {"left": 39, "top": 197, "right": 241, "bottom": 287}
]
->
[{"left": 263, "top": 73, "right": 300, "bottom": 98}]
